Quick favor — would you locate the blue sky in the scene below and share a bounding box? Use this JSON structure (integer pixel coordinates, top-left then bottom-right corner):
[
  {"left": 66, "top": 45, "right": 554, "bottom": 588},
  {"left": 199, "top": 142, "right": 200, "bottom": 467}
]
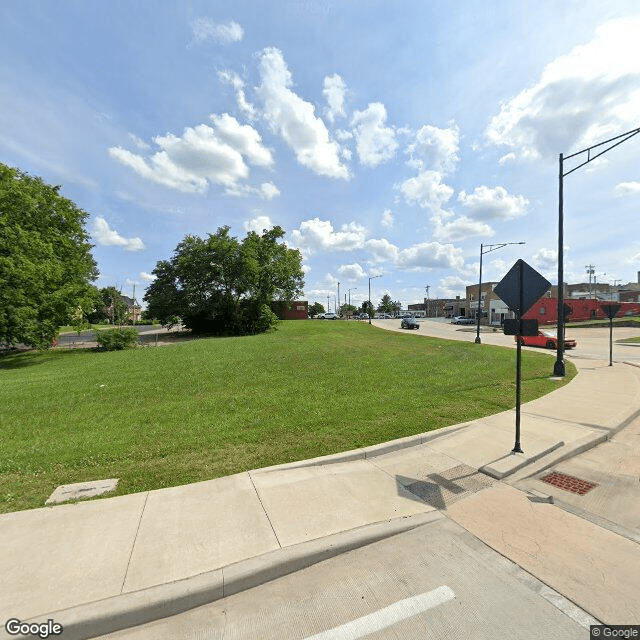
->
[{"left": 2, "top": 1, "right": 640, "bottom": 311}]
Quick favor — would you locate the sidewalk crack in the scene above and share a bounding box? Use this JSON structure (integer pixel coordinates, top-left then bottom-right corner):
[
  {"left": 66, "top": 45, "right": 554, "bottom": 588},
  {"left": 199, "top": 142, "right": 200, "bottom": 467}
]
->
[
  {"left": 120, "top": 492, "right": 149, "bottom": 594},
  {"left": 248, "top": 471, "right": 282, "bottom": 548}
]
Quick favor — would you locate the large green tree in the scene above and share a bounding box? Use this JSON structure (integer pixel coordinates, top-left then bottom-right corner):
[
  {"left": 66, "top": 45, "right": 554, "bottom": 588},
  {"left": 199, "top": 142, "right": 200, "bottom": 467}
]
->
[
  {"left": 144, "top": 226, "right": 304, "bottom": 336},
  {"left": 0, "top": 164, "right": 98, "bottom": 348}
]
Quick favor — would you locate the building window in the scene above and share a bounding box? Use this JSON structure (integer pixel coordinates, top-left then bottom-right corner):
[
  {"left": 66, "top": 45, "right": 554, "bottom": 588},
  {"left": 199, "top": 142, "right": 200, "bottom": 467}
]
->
[{"left": 539, "top": 307, "right": 546, "bottom": 315}]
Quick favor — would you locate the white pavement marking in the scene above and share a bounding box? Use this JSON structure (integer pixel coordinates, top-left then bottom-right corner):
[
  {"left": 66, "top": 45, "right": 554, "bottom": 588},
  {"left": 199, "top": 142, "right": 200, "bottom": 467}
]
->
[{"left": 304, "top": 586, "right": 456, "bottom": 640}]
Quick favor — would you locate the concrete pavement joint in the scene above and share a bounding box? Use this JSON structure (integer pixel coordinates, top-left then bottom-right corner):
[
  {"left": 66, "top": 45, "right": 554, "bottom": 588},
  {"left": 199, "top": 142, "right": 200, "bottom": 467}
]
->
[
  {"left": 119, "top": 492, "right": 149, "bottom": 595},
  {"left": 247, "top": 470, "right": 282, "bottom": 549},
  {"left": 11, "top": 513, "right": 445, "bottom": 640}
]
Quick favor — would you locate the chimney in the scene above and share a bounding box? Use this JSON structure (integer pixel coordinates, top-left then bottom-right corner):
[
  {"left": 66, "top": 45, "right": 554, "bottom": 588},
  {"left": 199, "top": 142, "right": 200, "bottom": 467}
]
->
[{"left": 637, "top": 271, "right": 640, "bottom": 284}]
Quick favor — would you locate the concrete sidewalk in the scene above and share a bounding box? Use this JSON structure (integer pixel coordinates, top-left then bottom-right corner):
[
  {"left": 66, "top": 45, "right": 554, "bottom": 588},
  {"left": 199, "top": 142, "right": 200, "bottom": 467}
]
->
[{"left": 1, "top": 353, "right": 639, "bottom": 638}]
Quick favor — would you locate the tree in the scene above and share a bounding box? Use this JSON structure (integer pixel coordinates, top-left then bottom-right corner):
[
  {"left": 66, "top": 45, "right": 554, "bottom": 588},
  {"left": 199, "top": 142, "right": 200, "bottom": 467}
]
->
[
  {"left": 377, "top": 294, "right": 395, "bottom": 314},
  {"left": 308, "top": 302, "right": 325, "bottom": 317},
  {"left": 144, "top": 226, "right": 304, "bottom": 336},
  {"left": 87, "top": 287, "right": 129, "bottom": 325},
  {"left": 339, "top": 303, "right": 357, "bottom": 317},
  {"left": 0, "top": 164, "right": 98, "bottom": 349},
  {"left": 360, "top": 301, "right": 374, "bottom": 317}
]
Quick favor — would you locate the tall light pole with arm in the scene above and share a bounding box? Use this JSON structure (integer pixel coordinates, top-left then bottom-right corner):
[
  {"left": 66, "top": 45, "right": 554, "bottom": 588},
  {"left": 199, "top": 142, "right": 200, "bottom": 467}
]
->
[
  {"left": 475, "top": 242, "right": 525, "bottom": 344},
  {"left": 368, "top": 274, "right": 381, "bottom": 325},
  {"left": 554, "top": 125, "right": 640, "bottom": 376}
]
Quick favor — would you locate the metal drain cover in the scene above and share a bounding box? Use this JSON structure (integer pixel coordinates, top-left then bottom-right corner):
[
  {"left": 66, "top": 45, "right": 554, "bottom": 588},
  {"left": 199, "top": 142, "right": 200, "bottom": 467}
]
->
[
  {"left": 541, "top": 471, "right": 597, "bottom": 495},
  {"left": 404, "top": 464, "right": 495, "bottom": 509}
]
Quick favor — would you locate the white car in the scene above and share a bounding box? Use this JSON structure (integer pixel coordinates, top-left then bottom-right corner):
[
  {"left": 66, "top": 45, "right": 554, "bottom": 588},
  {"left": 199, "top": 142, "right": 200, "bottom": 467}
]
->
[{"left": 323, "top": 312, "right": 338, "bottom": 320}]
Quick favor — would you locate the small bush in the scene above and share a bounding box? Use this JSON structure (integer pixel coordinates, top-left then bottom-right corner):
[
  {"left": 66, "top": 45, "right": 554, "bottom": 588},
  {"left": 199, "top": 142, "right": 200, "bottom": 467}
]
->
[{"left": 95, "top": 327, "right": 139, "bottom": 351}]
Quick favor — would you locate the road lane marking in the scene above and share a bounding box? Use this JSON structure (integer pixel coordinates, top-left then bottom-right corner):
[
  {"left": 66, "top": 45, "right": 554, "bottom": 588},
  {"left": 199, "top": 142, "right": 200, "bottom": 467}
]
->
[{"left": 304, "top": 585, "right": 456, "bottom": 640}]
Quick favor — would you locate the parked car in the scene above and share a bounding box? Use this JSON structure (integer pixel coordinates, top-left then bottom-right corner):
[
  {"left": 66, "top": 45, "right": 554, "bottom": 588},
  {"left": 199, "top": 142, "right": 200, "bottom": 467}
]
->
[
  {"left": 451, "top": 316, "right": 475, "bottom": 325},
  {"left": 400, "top": 317, "right": 420, "bottom": 330},
  {"left": 516, "top": 330, "right": 577, "bottom": 349},
  {"left": 323, "top": 312, "right": 338, "bottom": 320}
]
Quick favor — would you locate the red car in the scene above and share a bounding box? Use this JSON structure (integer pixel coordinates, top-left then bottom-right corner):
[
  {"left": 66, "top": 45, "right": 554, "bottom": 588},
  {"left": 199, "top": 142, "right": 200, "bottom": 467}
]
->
[{"left": 516, "top": 330, "right": 577, "bottom": 349}]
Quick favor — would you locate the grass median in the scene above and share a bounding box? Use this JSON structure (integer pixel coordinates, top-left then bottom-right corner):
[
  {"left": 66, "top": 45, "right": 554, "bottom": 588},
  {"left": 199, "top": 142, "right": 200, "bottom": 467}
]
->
[{"left": 0, "top": 320, "right": 576, "bottom": 513}]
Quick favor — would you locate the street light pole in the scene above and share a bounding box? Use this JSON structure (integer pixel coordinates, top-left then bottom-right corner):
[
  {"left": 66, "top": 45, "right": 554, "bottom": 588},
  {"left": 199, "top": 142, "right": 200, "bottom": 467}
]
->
[
  {"left": 368, "top": 275, "right": 381, "bottom": 325},
  {"left": 475, "top": 242, "right": 525, "bottom": 344},
  {"left": 554, "top": 125, "right": 640, "bottom": 377},
  {"left": 337, "top": 282, "right": 340, "bottom": 316}
]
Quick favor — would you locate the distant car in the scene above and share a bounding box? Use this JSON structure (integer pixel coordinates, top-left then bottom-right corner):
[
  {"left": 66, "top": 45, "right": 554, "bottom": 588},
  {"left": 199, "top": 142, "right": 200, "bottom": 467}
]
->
[
  {"left": 323, "top": 312, "right": 338, "bottom": 320},
  {"left": 516, "top": 330, "right": 577, "bottom": 349},
  {"left": 451, "top": 316, "right": 474, "bottom": 325},
  {"left": 401, "top": 317, "right": 420, "bottom": 330}
]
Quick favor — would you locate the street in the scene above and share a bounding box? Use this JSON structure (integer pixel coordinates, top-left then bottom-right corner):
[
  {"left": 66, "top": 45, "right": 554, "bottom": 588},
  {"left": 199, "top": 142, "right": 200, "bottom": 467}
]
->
[{"left": 98, "top": 516, "right": 591, "bottom": 640}]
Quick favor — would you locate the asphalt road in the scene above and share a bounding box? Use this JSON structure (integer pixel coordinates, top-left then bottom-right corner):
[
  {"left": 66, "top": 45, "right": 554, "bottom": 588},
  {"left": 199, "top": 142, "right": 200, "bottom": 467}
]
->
[{"left": 377, "top": 317, "right": 640, "bottom": 366}]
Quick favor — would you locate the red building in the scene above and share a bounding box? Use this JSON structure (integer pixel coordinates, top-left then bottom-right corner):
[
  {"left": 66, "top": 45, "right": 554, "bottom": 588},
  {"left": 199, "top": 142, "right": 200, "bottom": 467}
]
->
[
  {"left": 270, "top": 300, "right": 308, "bottom": 320},
  {"left": 524, "top": 298, "right": 640, "bottom": 324}
]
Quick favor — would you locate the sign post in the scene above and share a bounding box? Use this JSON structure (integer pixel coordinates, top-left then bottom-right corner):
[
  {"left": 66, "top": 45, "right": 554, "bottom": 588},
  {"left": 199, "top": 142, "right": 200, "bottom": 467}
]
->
[
  {"left": 495, "top": 259, "right": 551, "bottom": 453},
  {"left": 600, "top": 303, "right": 621, "bottom": 366}
]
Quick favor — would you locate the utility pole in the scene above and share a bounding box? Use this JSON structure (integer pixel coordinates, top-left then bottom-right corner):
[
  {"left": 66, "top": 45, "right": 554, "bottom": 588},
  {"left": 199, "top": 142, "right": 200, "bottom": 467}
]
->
[
  {"left": 425, "top": 285, "right": 430, "bottom": 317},
  {"left": 585, "top": 265, "right": 595, "bottom": 299},
  {"left": 337, "top": 282, "right": 340, "bottom": 316}
]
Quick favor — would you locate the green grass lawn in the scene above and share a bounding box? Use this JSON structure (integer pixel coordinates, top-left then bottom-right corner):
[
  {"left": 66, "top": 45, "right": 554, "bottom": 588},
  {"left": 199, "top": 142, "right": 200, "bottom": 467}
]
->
[{"left": 0, "top": 321, "right": 576, "bottom": 513}]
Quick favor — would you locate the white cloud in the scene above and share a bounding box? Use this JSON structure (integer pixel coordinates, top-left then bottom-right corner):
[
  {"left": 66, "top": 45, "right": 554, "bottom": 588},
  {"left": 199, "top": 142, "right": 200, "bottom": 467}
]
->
[
  {"left": 209, "top": 114, "right": 273, "bottom": 167},
  {"left": 256, "top": 48, "right": 349, "bottom": 179},
  {"left": 290, "top": 218, "right": 367, "bottom": 254},
  {"left": 191, "top": 18, "right": 243, "bottom": 44},
  {"left": 244, "top": 215, "right": 274, "bottom": 233},
  {"left": 365, "top": 238, "right": 398, "bottom": 263},
  {"left": 438, "top": 275, "right": 469, "bottom": 298},
  {"left": 218, "top": 70, "right": 257, "bottom": 120},
  {"left": 381, "top": 209, "right": 394, "bottom": 228},
  {"left": 457, "top": 186, "right": 528, "bottom": 220},
  {"left": 486, "top": 17, "right": 640, "bottom": 160},
  {"left": 432, "top": 214, "right": 495, "bottom": 242},
  {"left": 109, "top": 115, "right": 273, "bottom": 195},
  {"left": 323, "top": 74, "right": 347, "bottom": 122},
  {"left": 128, "top": 133, "right": 150, "bottom": 150},
  {"left": 395, "top": 242, "right": 465, "bottom": 271},
  {"left": 140, "top": 272, "right": 156, "bottom": 282},
  {"left": 397, "top": 170, "right": 454, "bottom": 211},
  {"left": 532, "top": 248, "right": 558, "bottom": 270},
  {"left": 406, "top": 123, "right": 460, "bottom": 173},
  {"left": 92, "top": 217, "right": 145, "bottom": 251},
  {"left": 351, "top": 102, "right": 398, "bottom": 167},
  {"left": 362, "top": 237, "right": 464, "bottom": 271},
  {"left": 614, "top": 181, "right": 640, "bottom": 197},
  {"left": 337, "top": 263, "right": 367, "bottom": 281}
]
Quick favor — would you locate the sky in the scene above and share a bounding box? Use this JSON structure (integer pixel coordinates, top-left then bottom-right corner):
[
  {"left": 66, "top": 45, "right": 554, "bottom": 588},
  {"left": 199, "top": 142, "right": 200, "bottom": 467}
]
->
[{"left": 1, "top": 1, "right": 640, "bottom": 312}]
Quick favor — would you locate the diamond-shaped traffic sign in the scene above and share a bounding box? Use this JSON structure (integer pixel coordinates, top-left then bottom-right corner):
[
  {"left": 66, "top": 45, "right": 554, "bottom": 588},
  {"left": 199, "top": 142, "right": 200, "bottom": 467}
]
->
[
  {"left": 494, "top": 259, "right": 551, "bottom": 315},
  {"left": 601, "top": 303, "right": 620, "bottom": 319}
]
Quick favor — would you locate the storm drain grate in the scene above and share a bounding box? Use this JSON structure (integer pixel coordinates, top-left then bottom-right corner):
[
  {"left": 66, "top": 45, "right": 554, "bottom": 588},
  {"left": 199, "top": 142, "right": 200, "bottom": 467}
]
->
[{"left": 541, "top": 471, "right": 598, "bottom": 495}]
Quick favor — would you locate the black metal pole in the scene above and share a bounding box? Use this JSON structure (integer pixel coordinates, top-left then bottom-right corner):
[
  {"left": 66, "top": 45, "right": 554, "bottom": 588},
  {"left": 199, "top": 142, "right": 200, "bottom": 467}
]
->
[
  {"left": 554, "top": 153, "right": 566, "bottom": 376},
  {"left": 513, "top": 261, "right": 524, "bottom": 453},
  {"left": 475, "top": 244, "right": 483, "bottom": 344},
  {"left": 609, "top": 317, "right": 613, "bottom": 366}
]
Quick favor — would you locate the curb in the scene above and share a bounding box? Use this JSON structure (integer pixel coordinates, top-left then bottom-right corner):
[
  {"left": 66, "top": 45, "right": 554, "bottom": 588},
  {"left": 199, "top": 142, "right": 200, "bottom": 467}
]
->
[
  {"left": 7, "top": 512, "right": 444, "bottom": 640},
  {"left": 507, "top": 404, "right": 640, "bottom": 483}
]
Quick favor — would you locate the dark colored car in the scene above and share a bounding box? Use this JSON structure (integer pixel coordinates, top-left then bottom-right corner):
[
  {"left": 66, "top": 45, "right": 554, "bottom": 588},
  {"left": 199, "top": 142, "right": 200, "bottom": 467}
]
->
[{"left": 401, "top": 317, "right": 420, "bottom": 329}]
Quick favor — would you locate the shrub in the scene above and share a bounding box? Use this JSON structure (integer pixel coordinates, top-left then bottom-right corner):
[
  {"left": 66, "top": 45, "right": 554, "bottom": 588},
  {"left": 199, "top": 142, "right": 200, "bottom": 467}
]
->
[{"left": 95, "top": 327, "right": 138, "bottom": 351}]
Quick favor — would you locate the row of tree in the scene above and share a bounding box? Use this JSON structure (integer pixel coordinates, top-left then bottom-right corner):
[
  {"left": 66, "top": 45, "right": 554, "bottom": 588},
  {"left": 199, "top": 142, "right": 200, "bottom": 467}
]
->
[
  {"left": 0, "top": 163, "right": 304, "bottom": 349},
  {"left": 309, "top": 294, "right": 402, "bottom": 317}
]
